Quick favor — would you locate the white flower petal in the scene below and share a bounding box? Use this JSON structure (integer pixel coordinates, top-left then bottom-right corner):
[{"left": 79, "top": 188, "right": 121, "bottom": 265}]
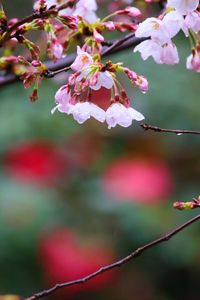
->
[
  {"left": 128, "top": 107, "right": 145, "bottom": 121},
  {"left": 90, "top": 103, "right": 106, "bottom": 122}
]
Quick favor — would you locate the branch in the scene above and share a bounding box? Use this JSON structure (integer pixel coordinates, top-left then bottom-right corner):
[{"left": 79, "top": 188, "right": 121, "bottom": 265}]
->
[
  {"left": 0, "top": 0, "right": 77, "bottom": 46},
  {"left": 24, "top": 211, "right": 200, "bottom": 300},
  {"left": 0, "top": 34, "right": 146, "bottom": 87},
  {"left": 141, "top": 123, "right": 200, "bottom": 135}
]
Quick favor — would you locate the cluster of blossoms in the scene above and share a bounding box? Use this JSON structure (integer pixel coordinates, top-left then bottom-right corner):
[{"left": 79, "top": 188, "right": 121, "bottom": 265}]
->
[
  {"left": 34, "top": 0, "right": 98, "bottom": 23},
  {"left": 51, "top": 46, "right": 146, "bottom": 129},
  {"left": 134, "top": 0, "right": 200, "bottom": 71},
  {"left": 32, "top": 0, "right": 141, "bottom": 61},
  {"left": 1, "top": 0, "right": 200, "bottom": 129}
]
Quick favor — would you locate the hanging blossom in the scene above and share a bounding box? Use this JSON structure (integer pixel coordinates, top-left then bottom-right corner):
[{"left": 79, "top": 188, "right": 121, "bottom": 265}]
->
[
  {"left": 51, "top": 47, "right": 146, "bottom": 129},
  {"left": 167, "top": 0, "right": 199, "bottom": 15},
  {"left": 134, "top": 0, "right": 200, "bottom": 68},
  {"left": 186, "top": 46, "right": 200, "bottom": 72},
  {"left": 34, "top": 0, "right": 98, "bottom": 23}
]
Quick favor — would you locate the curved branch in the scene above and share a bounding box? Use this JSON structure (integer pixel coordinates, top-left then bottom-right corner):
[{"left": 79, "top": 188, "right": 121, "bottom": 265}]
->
[
  {"left": 24, "top": 210, "right": 200, "bottom": 300},
  {"left": 141, "top": 123, "right": 200, "bottom": 135}
]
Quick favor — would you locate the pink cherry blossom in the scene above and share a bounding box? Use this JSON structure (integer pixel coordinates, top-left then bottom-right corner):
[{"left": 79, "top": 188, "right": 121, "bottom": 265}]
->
[
  {"left": 160, "top": 42, "right": 179, "bottom": 65},
  {"left": 75, "top": 68, "right": 114, "bottom": 91},
  {"left": 34, "top": 0, "right": 98, "bottom": 23},
  {"left": 167, "top": 0, "right": 199, "bottom": 15},
  {"left": 134, "top": 40, "right": 163, "bottom": 64},
  {"left": 135, "top": 17, "right": 171, "bottom": 44},
  {"left": 51, "top": 41, "right": 64, "bottom": 60},
  {"left": 105, "top": 103, "right": 144, "bottom": 129},
  {"left": 71, "top": 46, "right": 94, "bottom": 71},
  {"left": 68, "top": 102, "right": 106, "bottom": 124},
  {"left": 183, "top": 12, "right": 200, "bottom": 36},
  {"left": 73, "top": 0, "right": 98, "bottom": 23},
  {"left": 136, "top": 13, "right": 183, "bottom": 45},
  {"left": 134, "top": 39, "right": 179, "bottom": 65},
  {"left": 34, "top": 0, "right": 73, "bottom": 15},
  {"left": 51, "top": 85, "right": 73, "bottom": 114},
  {"left": 90, "top": 71, "right": 114, "bottom": 91},
  {"left": 93, "top": 29, "right": 105, "bottom": 43},
  {"left": 186, "top": 51, "right": 200, "bottom": 72},
  {"left": 162, "top": 11, "right": 183, "bottom": 37}
]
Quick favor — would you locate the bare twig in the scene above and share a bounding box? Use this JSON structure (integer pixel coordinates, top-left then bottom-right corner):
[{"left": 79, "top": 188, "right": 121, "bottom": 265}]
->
[
  {"left": 24, "top": 212, "right": 200, "bottom": 300},
  {"left": 141, "top": 123, "right": 200, "bottom": 135}
]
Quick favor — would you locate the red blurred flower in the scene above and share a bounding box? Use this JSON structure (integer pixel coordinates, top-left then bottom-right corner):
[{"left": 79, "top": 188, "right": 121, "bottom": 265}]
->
[
  {"left": 5, "top": 140, "right": 67, "bottom": 184},
  {"left": 102, "top": 158, "right": 173, "bottom": 203},
  {"left": 39, "top": 229, "right": 116, "bottom": 296}
]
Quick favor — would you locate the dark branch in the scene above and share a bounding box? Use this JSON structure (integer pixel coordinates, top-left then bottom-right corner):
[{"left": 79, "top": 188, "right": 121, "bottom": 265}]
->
[
  {"left": 0, "top": 0, "right": 77, "bottom": 46},
  {"left": 0, "top": 35, "right": 146, "bottom": 87},
  {"left": 141, "top": 123, "right": 200, "bottom": 135},
  {"left": 24, "top": 211, "right": 200, "bottom": 300}
]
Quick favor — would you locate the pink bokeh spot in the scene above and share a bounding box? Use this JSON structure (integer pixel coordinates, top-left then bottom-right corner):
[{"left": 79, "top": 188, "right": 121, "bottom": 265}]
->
[
  {"left": 102, "top": 158, "right": 173, "bottom": 204},
  {"left": 39, "top": 229, "right": 116, "bottom": 295}
]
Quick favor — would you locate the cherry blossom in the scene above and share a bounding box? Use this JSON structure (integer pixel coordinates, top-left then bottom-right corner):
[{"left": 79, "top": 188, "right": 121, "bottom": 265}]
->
[
  {"left": 135, "top": 17, "right": 179, "bottom": 44},
  {"left": 186, "top": 50, "right": 200, "bottom": 72},
  {"left": 160, "top": 42, "right": 179, "bottom": 65},
  {"left": 51, "top": 85, "right": 73, "bottom": 114},
  {"left": 51, "top": 41, "right": 64, "bottom": 60},
  {"left": 167, "top": 0, "right": 199, "bottom": 15},
  {"left": 89, "top": 71, "right": 114, "bottom": 91},
  {"left": 105, "top": 103, "right": 144, "bottom": 129},
  {"left": 134, "top": 39, "right": 179, "bottom": 65},
  {"left": 74, "top": 0, "right": 98, "bottom": 23},
  {"left": 68, "top": 102, "right": 106, "bottom": 124},
  {"left": 34, "top": 0, "right": 98, "bottom": 23},
  {"left": 134, "top": 40, "right": 163, "bottom": 64},
  {"left": 183, "top": 11, "right": 200, "bottom": 36},
  {"left": 71, "top": 46, "right": 94, "bottom": 71},
  {"left": 34, "top": 0, "right": 73, "bottom": 15}
]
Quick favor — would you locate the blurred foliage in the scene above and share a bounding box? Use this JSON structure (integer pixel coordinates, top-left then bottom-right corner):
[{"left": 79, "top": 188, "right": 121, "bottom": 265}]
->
[{"left": 0, "top": 1, "right": 200, "bottom": 300}]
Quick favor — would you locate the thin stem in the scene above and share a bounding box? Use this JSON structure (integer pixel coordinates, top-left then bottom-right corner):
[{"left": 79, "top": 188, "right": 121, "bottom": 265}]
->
[
  {"left": 44, "top": 66, "right": 71, "bottom": 78},
  {"left": 141, "top": 123, "right": 200, "bottom": 135},
  {"left": 24, "top": 212, "right": 200, "bottom": 300}
]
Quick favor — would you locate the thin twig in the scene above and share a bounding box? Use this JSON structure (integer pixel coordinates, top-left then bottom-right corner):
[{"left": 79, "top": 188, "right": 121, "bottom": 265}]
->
[
  {"left": 141, "top": 123, "right": 200, "bottom": 135},
  {"left": 24, "top": 212, "right": 200, "bottom": 300}
]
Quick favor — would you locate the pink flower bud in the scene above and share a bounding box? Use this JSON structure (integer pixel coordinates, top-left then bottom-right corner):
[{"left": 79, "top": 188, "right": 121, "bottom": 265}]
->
[
  {"left": 8, "top": 18, "right": 19, "bottom": 26},
  {"left": 31, "top": 60, "right": 42, "bottom": 67},
  {"left": 93, "top": 29, "right": 104, "bottom": 43},
  {"left": 124, "top": 7, "right": 142, "bottom": 18},
  {"left": 103, "top": 21, "right": 115, "bottom": 31}
]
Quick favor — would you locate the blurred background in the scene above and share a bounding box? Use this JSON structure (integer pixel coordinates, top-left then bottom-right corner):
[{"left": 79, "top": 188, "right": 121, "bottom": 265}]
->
[{"left": 0, "top": 1, "right": 200, "bottom": 299}]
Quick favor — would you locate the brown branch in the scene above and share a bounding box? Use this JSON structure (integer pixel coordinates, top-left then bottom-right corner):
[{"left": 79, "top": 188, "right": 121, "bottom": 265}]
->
[
  {"left": 0, "top": 0, "right": 77, "bottom": 46},
  {"left": 0, "top": 35, "right": 146, "bottom": 87},
  {"left": 24, "top": 212, "right": 200, "bottom": 300},
  {"left": 141, "top": 123, "right": 200, "bottom": 135}
]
